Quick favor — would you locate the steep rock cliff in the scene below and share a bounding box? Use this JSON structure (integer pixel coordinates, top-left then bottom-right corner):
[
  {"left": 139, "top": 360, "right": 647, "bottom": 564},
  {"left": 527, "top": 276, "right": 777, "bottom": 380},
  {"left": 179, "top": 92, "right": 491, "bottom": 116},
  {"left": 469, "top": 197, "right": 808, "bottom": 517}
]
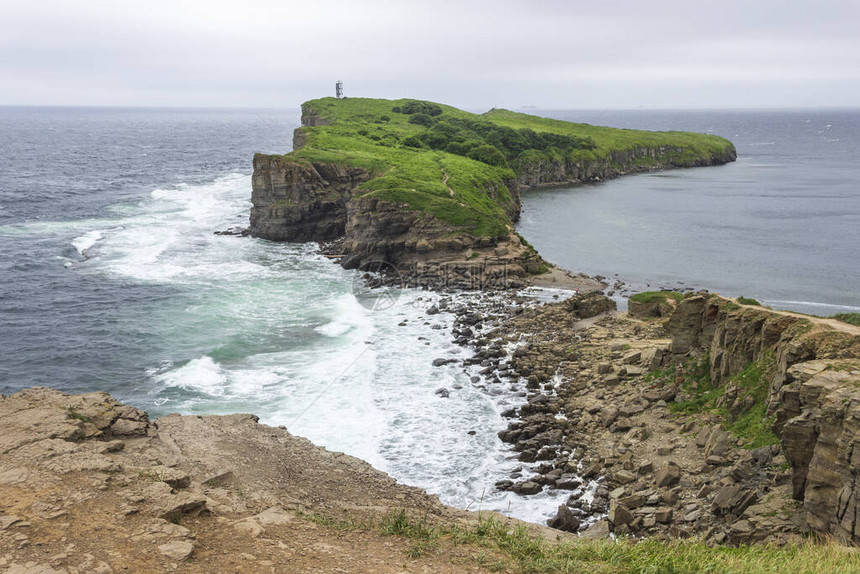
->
[
  {"left": 249, "top": 156, "right": 372, "bottom": 242},
  {"left": 250, "top": 154, "right": 540, "bottom": 284},
  {"left": 665, "top": 296, "right": 860, "bottom": 542},
  {"left": 515, "top": 145, "right": 738, "bottom": 188},
  {"left": 250, "top": 98, "right": 736, "bottom": 281}
]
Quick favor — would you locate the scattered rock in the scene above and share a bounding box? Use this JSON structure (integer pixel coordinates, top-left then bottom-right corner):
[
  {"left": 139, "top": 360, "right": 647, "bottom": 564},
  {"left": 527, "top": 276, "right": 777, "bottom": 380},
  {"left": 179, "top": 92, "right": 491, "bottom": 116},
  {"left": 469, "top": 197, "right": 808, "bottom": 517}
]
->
[
  {"left": 158, "top": 540, "right": 195, "bottom": 561},
  {"left": 511, "top": 481, "right": 542, "bottom": 495},
  {"left": 547, "top": 504, "right": 581, "bottom": 532},
  {"left": 614, "top": 470, "right": 637, "bottom": 485},
  {"left": 655, "top": 462, "right": 682, "bottom": 488},
  {"left": 608, "top": 502, "right": 634, "bottom": 526}
]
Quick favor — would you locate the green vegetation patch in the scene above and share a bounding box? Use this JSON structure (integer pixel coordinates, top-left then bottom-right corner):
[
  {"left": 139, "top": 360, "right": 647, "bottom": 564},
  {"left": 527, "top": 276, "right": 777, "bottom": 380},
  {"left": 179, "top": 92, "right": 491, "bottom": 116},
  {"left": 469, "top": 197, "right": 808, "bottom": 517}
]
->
[
  {"left": 833, "top": 313, "right": 860, "bottom": 327},
  {"left": 66, "top": 406, "right": 92, "bottom": 423},
  {"left": 663, "top": 352, "right": 779, "bottom": 448},
  {"left": 660, "top": 353, "right": 718, "bottom": 415},
  {"left": 725, "top": 353, "right": 779, "bottom": 448},
  {"left": 484, "top": 108, "right": 736, "bottom": 168},
  {"left": 737, "top": 296, "right": 762, "bottom": 306},
  {"left": 629, "top": 290, "right": 685, "bottom": 305},
  {"left": 284, "top": 97, "right": 735, "bottom": 238}
]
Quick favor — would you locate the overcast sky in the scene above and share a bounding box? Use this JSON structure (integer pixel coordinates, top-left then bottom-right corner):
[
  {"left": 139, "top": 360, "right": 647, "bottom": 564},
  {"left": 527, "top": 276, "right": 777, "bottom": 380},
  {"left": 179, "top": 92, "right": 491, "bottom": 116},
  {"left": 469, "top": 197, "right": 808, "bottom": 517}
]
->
[{"left": 1, "top": 0, "right": 857, "bottom": 109}]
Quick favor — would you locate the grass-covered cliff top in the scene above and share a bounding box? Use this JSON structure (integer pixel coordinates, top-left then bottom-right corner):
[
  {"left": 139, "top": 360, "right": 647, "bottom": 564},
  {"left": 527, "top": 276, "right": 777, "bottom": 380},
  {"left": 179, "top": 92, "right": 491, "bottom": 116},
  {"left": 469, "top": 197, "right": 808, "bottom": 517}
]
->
[{"left": 282, "top": 97, "right": 735, "bottom": 238}]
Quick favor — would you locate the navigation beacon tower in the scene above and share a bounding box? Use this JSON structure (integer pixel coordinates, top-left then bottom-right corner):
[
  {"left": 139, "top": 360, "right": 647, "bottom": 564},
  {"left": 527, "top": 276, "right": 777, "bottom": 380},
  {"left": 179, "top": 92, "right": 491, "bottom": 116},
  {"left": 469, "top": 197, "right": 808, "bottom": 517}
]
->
[{"left": 335, "top": 81, "right": 344, "bottom": 99}]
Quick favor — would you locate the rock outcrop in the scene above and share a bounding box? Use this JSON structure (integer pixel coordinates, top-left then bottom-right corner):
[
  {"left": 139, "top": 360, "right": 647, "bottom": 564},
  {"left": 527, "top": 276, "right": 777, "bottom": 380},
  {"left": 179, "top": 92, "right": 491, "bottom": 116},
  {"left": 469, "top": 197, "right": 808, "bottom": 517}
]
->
[
  {"left": 471, "top": 294, "right": 804, "bottom": 544},
  {"left": 249, "top": 156, "right": 372, "bottom": 242},
  {"left": 461, "top": 289, "right": 859, "bottom": 545},
  {"left": 664, "top": 295, "right": 860, "bottom": 543},
  {"left": 514, "top": 145, "right": 737, "bottom": 189},
  {"left": 251, "top": 115, "right": 538, "bottom": 283},
  {"left": 776, "top": 361, "right": 860, "bottom": 542},
  {"left": 0, "top": 387, "right": 557, "bottom": 572}
]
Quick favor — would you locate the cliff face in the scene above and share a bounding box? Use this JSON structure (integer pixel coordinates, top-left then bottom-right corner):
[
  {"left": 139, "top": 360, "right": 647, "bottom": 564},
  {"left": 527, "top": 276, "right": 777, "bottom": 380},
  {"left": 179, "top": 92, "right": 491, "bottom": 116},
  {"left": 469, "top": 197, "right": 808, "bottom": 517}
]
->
[
  {"left": 249, "top": 156, "right": 372, "bottom": 242},
  {"left": 666, "top": 296, "right": 860, "bottom": 542},
  {"left": 515, "top": 145, "right": 738, "bottom": 188},
  {"left": 252, "top": 121, "right": 538, "bottom": 281}
]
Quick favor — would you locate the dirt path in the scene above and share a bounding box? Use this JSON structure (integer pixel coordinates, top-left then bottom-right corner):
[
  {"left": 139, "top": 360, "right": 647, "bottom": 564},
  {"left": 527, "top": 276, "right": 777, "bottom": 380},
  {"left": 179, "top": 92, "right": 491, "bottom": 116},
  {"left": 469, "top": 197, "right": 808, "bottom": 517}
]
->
[
  {"left": 441, "top": 169, "right": 455, "bottom": 197},
  {"left": 734, "top": 300, "right": 860, "bottom": 336}
]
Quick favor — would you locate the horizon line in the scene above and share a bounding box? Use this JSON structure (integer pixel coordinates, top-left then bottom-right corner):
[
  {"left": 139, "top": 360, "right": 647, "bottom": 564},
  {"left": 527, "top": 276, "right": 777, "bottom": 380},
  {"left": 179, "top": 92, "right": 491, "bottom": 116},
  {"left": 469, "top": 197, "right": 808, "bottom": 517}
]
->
[{"left": 2, "top": 102, "right": 859, "bottom": 113}]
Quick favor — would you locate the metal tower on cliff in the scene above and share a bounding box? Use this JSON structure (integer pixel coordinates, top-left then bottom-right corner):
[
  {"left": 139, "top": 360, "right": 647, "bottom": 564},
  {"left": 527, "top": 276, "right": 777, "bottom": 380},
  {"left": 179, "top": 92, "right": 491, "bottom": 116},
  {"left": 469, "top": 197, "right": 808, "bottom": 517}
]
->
[{"left": 335, "top": 81, "right": 343, "bottom": 99}]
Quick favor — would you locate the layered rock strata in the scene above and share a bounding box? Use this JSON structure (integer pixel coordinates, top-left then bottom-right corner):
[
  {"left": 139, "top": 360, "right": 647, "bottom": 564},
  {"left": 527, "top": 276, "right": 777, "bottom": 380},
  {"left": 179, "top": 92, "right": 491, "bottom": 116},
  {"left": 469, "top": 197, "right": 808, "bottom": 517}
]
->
[
  {"left": 514, "top": 145, "right": 737, "bottom": 188},
  {"left": 665, "top": 296, "right": 860, "bottom": 542},
  {"left": 459, "top": 292, "right": 859, "bottom": 544}
]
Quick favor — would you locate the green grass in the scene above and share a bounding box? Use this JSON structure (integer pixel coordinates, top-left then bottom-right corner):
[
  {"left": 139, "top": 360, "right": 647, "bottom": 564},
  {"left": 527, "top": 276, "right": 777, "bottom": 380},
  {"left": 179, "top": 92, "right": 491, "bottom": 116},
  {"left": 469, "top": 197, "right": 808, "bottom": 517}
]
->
[
  {"left": 664, "top": 352, "right": 779, "bottom": 449},
  {"left": 322, "top": 510, "right": 860, "bottom": 573},
  {"left": 277, "top": 97, "right": 736, "bottom": 238},
  {"left": 629, "top": 291, "right": 685, "bottom": 305},
  {"left": 380, "top": 509, "right": 439, "bottom": 558},
  {"left": 737, "top": 296, "right": 762, "bottom": 306},
  {"left": 662, "top": 353, "right": 718, "bottom": 415},
  {"left": 832, "top": 313, "right": 860, "bottom": 327},
  {"left": 485, "top": 108, "right": 735, "bottom": 167},
  {"left": 723, "top": 353, "right": 779, "bottom": 448}
]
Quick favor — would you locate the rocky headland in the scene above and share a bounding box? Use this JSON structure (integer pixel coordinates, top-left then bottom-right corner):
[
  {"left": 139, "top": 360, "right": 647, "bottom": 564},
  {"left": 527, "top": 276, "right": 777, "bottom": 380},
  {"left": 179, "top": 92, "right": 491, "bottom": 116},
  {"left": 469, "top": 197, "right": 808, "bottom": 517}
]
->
[{"left": 250, "top": 98, "right": 736, "bottom": 287}]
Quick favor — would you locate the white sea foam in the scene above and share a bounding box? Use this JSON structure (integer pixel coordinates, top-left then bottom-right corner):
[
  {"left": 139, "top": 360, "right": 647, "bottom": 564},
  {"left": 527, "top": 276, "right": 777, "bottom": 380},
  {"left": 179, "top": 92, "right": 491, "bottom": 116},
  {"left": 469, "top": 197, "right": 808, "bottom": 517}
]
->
[
  {"left": 764, "top": 300, "right": 860, "bottom": 312},
  {"left": 314, "top": 294, "right": 372, "bottom": 338},
  {"left": 154, "top": 355, "right": 228, "bottom": 397},
  {"left": 91, "top": 173, "right": 256, "bottom": 284},
  {"left": 72, "top": 230, "right": 104, "bottom": 256}
]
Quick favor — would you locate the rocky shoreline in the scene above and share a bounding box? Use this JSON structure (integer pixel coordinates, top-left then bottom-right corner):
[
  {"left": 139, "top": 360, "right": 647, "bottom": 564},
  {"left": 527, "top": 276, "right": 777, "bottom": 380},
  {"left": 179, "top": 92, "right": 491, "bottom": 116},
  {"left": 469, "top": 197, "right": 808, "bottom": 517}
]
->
[
  {"left": 0, "top": 387, "right": 558, "bottom": 573},
  {"left": 411, "top": 284, "right": 860, "bottom": 545}
]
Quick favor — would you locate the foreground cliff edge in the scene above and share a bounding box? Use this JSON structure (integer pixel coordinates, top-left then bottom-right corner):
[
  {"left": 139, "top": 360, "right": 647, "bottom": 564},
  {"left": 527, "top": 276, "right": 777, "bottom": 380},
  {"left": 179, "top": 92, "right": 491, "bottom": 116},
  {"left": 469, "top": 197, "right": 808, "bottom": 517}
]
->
[{"left": 250, "top": 98, "right": 736, "bottom": 286}]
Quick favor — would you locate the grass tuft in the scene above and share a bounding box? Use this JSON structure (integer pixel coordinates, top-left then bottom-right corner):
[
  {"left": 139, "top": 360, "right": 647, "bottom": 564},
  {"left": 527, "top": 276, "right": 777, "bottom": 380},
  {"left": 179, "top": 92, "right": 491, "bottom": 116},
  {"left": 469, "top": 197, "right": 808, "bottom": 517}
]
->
[
  {"left": 629, "top": 290, "right": 685, "bottom": 305},
  {"left": 832, "top": 313, "right": 860, "bottom": 327},
  {"left": 66, "top": 406, "right": 92, "bottom": 423},
  {"left": 376, "top": 511, "right": 860, "bottom": 572}
]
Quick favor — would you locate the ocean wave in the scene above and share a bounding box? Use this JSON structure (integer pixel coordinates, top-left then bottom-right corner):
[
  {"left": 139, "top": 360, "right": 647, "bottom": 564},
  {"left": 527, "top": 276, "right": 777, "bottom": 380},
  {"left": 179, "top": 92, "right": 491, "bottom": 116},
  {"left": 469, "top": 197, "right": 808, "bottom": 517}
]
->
[
  {"left": 72, "top": 230, "right": 104, "bottom": 257},
  {"left": 314, "top": 293, "right": 373, "bottom": 338},
  {"left": 154, "top": 355, "right": 227, "bottom": 397},
  {"left": 765, "top": 300, "right": 860, "bottom": 312}
]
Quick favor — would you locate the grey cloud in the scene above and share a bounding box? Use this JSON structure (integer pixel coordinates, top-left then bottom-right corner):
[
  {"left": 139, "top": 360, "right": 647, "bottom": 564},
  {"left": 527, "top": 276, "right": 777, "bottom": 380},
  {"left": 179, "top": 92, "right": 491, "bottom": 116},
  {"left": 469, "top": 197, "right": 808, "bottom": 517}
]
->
[{"left": 0, "top": 0, "right": 857, "bottom": 108}]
